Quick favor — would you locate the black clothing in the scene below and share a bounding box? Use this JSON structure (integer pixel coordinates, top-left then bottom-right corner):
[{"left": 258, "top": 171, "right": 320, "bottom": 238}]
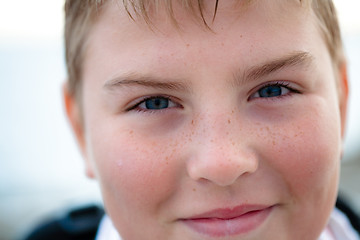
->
[{"left": 24, "top": 205, "right": 104, "bottom": 240}]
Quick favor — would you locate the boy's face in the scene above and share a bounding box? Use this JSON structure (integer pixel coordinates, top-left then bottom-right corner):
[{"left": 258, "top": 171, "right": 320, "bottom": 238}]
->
[{"left": 66, "top": 0, "right": 348, "bottom": 239}]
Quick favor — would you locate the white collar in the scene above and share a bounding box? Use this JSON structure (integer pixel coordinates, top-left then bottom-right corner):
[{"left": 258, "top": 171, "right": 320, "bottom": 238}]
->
[
  {"left": 96, "top": 208, "right": 359, "bottom": 240},
  {"left": 95, "top": 215, "right": 121, "bottom": 240},
  {"left": 319, "top": 208, "right": 359, "bottom": 240}
]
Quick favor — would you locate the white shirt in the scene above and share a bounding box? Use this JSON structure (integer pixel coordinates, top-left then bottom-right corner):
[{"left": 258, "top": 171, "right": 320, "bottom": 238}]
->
[
  {"left": 96, "top": 208, "right": 360, "bottom": 240},
  {"left": 318, "top": 208, "right": 359, "bottom": 240},
  {"left": 95, "top": 215, "right": 121, "bottom": 240}
]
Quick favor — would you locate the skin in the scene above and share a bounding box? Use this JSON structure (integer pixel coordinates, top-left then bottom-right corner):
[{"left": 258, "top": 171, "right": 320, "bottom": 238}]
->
[{"left": 64, "top": 0, "right": 348, "bottom": 239}]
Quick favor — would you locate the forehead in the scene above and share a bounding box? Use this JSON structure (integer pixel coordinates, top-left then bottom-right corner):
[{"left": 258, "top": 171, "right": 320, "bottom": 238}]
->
[
  {"left": 84, "top": 0, "right": 321, "bottom": 73},
  {"left": 96, "top": 0, "right": 311, "bottom": 34},
  {"left": 105, "top": 0, "right": 310, "bottom": 26}
]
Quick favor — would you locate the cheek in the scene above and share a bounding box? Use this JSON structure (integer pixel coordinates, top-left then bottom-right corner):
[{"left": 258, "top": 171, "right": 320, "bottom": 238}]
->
[
  {"left": 87, "top": 126, "right": 183, "bottom": 220},
  {"left": 257, "top": 99, "right": 341, "bottom": 207},
  {"left": 252, "top": 99, "right": 342, "bottom": 238},
  {"left": 272, "top": 121, "right": 339, "bottom": 194}
]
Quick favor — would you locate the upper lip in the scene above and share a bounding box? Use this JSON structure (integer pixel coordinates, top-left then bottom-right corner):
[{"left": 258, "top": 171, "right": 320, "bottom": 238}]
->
[{"left": 184, "top": 205, "right": 272, "bottom": 220}]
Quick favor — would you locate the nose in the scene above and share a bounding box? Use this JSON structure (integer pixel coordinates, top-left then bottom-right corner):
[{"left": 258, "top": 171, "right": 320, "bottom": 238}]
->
[{"left": 186, "top": 114, "right": 258, "bottom": 187}]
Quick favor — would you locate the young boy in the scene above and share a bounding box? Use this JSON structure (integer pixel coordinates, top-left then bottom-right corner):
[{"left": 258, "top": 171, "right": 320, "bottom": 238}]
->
[{"left": 62, "top": 0, "right": 359, "bottom": 239}]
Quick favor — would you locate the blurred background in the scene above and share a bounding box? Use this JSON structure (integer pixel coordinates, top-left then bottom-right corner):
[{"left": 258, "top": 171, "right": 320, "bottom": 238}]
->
[{"left": 0, "top": 1, "right": 359, "bottom": 239}]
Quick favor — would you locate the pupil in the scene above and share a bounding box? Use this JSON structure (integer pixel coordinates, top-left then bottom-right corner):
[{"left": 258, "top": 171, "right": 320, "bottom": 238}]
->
[{"left": 259, "top": 86, "right": 282, "bottom": 97}]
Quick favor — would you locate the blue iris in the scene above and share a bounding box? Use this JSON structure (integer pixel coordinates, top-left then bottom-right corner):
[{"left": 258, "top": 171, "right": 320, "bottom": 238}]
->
[
  {"left": 258, "top": 85, "right": 282, "bottom": 98},
  {"left": 145, "top": 97, "right": 169, "bottom": 109}
]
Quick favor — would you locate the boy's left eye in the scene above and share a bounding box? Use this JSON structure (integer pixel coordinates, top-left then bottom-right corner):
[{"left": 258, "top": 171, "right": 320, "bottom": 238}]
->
[
  {"left": 140, "top": 97, "right": 171, "bottom": 110},
  {"left": 250, "top": 82, "right": 298, "bottom": 99}
]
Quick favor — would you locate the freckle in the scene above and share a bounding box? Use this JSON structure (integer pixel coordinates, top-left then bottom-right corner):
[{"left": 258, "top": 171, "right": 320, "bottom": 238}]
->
[
  {"left": 186, "top": 43, "right": 190, "bottom": 47},
  {"left": 240, "top": 35, "right": 243, "bottom": 38},
  {"left": 193, "top": 188, "right": 196, "bottom": 192},
  {"left": 228, "top": 119, "right": 231, "bottom": 124},
  {"left": 191, "top": 120, "right": 194, "bottom": 125}
]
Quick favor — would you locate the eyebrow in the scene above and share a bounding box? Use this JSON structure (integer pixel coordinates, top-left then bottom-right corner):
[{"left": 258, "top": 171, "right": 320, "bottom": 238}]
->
[
  {"left": 239, "top": 51, "right": 314, "bottom": 84},
  {"left": 104, "top": 73, "right": 190, "bottom": 92},
  {"left": 104, "top": 51, "right": 314, "bottom": 92}
]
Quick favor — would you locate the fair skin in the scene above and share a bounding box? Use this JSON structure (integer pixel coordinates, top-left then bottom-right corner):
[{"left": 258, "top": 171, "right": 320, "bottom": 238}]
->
[{"left": 64, "top": 0, "right": 348, "bottom": 239}]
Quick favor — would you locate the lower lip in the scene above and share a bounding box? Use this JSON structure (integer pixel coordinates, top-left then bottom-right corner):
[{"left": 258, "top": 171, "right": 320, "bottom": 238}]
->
[{"left": 182, "top": 206, "right": 273, "bottom": 237}]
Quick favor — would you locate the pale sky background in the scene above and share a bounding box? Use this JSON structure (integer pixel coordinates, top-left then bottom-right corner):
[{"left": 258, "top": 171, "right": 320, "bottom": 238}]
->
[
  {"left": 0, "top": 0, "right": 64, "bottom": 42},
  {"left": 0, "top": 1, "right": 359, "bottom": 240},
  {"left": 0, "top": 0, "right": 360, "bottom": 40}
]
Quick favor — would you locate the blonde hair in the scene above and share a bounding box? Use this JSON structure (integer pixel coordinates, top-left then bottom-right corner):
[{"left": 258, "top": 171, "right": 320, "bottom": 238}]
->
[{"left": 64, "top": 0, "right": 344, "bottom": 98}]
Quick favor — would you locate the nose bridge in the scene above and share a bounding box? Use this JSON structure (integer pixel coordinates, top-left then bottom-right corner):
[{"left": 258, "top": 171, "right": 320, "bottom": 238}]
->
[
  {"left": 199, "top": 110, "right": 237, "bottom": 146},
  {"left": 187, "top": 109, "right": 258, "bottom": 187}
]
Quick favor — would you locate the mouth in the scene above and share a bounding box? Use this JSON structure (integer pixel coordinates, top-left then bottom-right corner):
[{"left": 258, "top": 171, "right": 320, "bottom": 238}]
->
[{"left": 180, "top": 205, "right": 274, "bottom": 237}]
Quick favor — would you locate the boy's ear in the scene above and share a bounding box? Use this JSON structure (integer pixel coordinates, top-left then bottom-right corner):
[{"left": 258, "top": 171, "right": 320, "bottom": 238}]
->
[
  {"left": 63, "top": 83, "right": 95, "bottom": 179},
  {"left": 338, "top": 62, "right": 349, "bottom": 140}
]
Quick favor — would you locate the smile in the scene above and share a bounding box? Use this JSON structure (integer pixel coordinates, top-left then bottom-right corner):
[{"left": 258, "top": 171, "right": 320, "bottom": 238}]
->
[{"left": 181, "top": 205, "right": 274, "bottom": 237}]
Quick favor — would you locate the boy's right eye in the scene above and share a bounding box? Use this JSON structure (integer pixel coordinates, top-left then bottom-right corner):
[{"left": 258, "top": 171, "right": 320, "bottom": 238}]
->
[{"left": 127, "top": 96, "right": 181, "bottom": 112}]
